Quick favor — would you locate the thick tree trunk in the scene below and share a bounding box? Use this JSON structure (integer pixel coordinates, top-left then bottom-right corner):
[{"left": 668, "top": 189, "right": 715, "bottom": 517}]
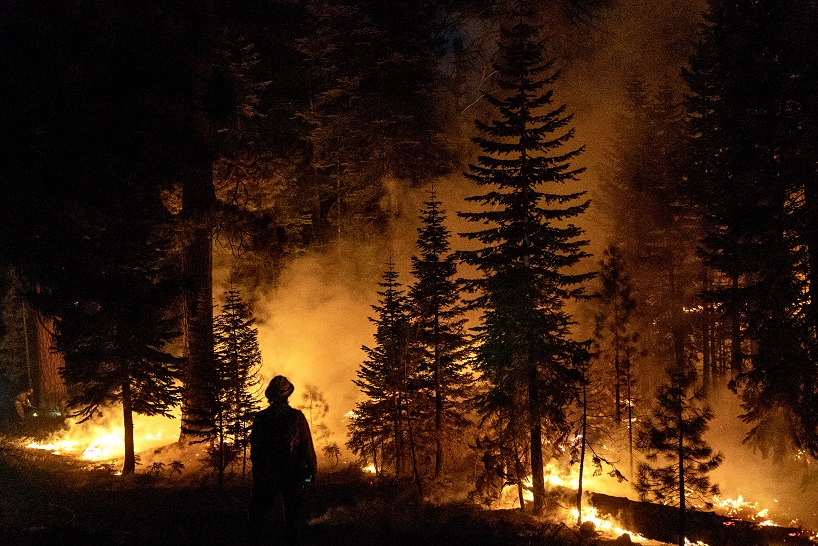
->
[
  {"left": 179, "top": 0, "right": 217, "bottom": 438},
  {"left": 180, "top": 168, "right": 215, "bottom": 439},
  {"left": 35, "top": 312, "right": 68, "bottom": 412}
]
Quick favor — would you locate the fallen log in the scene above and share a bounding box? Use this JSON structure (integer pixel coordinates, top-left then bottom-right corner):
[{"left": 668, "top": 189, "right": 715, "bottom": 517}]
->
[{"left": 588, "top": 491, "right": 814, "bottom": 546}]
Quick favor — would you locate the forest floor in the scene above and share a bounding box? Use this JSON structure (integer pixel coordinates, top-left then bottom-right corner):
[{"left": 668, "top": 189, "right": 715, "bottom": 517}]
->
[
  {"left": 0, "top": 425, "right": 638, "bottom": 546},
  {"left": 3, "top": 417, "right": 813, "bottom": 546}
]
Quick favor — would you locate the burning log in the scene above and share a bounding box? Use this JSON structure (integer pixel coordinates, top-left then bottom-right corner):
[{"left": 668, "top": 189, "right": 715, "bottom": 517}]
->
[{"left": 588, "top": 491, "right": 814, "bottom": 546}]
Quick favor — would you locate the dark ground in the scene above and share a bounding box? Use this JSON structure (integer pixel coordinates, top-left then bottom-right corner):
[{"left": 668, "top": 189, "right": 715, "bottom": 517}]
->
[
  {"left": 1, "top": 413, "right": 813, "bottom": 546},
  {"left": 0, "top": 426, "right": 623, "bottom": 546}
]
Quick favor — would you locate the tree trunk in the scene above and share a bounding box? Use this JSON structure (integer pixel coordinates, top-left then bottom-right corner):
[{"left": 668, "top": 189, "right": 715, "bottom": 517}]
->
[
  {"left": 627, "top": 358, "right": 634, "bottom": 480},
  {"left": 179, "top": 0, "right": 217, "bottom": 440},
  {"left": 394, "top": 394, "right": 402, "bottom": 476},
  {"left": 576, "top": 372, "right": 588, "bottom": 526},
  {"left": 35, "top": 312, "right": 67, "bottom": 412},
  {"left": 180, "top": 188, "right": 215, "bottom": 438},
  {"left": 122, "top": 378, "right": 136, "bottom": 475},
  {"left": 613, "top": 302, "right": 621, "bottom": 423},
  {"left": 702, "top": 273, "right": 712, "bottom": 396},
  {"left": 528, "top": 360, "right": 546, "bottom": 514},
  {"left": 433, "top": 306, "right": 443, "bottom": 479},
  {"left": 730, "top": 274, "right": 742, "bottom": 377},
  {"left": 677, "top": 389, "right": 685, "bottom": 546},
  {"left": 405, "top": 398, "right": 423, "bottom": 498}
]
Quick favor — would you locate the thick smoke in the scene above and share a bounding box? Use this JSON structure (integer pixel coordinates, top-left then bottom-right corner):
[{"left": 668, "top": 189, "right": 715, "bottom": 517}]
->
[
  {"left": 212, "top": 2, "right": 818, "bottom": 533},
  {"left": 705, "top": 386, "right": 818, "bottom": 529},
  {"left": 245, "top": 176, "right": 475, "bottom": 463}
]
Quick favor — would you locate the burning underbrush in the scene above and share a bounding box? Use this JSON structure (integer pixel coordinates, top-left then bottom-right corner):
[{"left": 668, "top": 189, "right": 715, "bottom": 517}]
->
[
  {"left": 18, "top": 407, "right": 218, "bottom": 476},
  {"left": 5, "top": 412, "right": 818, "bottom": 546}
]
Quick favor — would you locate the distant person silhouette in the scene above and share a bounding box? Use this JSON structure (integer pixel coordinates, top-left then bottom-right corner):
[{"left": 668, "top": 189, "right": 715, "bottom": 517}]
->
[
  {"left": 249, "top": 376, "right": 317, "bottom": 545},
  {"left": 14, "top": 388, "right": 34, "bottom": 426}
]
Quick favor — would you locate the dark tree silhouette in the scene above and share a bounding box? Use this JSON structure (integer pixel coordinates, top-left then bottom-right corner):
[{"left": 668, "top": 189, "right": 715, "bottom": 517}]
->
[
  {"left": 296, "top": 0, "right": 458, "bottom": 245},
  {"left": 685, "top": 0, "right": 818, "bottom": 458},
  {"left": 349, "top": 260, "right": 419, "bottom": 486},
  {"left": 573, "top": 352, "right": 625, "bottom": 526},
  {"left": 597, "top": 74, "right": 701, "bottom": 402},
  {"left": 48, "top": 193, "right": 182, "bottom": 476},
  {"left": 458, "top": 2, "right": 592, "bottom": 514},
  {"left": 635, "top": 366, "right": 723, "bottom": 546},
  {"left": 592, "top": 243, "right": 640, "bottom": 477},
  {"left": 209, "top": 288, "right": 262, "bottom": 483},
  {"left": 409, "top": 190, "right": 473, "bottom": 478}
]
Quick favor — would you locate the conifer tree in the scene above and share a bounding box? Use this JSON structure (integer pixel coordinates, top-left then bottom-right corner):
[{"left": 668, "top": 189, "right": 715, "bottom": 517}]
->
[
  {"left": 211, "top": 288, "right": 262, "bottom": 481},
  {"left": 685, "top": 0, "right": 818, "bottom": 458},
  {"left": 594, "top": 244, "right": 638, "bottom": 424},
  {"left": 597, "top": 73, "right": 701, "bottom": 404},
  {"left": 297, "top": 0, "right": 457, "bottom": 243},
  {"left": 458, "top": 2, "right": 592, "bottom": 514},
  {"left": 48, "top": 192, "right": 182, "bottom": 475},
  {"left": 593, "top": 244, "right": 640, "bottom": 477},
  {"left": 635, "top": 366, "right": 723, "bottom": 546},
  {"left": 408, "top": 190, "right": 473, "bottom": 478},
  {"left": 348, "top": 261, "right": 416, "bottom": 479}
]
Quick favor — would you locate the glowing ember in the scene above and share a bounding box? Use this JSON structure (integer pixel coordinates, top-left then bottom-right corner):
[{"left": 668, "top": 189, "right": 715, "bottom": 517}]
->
[
  {"left": 712, "top": 495, "right": 780, "bottom": 527},
  {"left": 571, "top": 505, "right": 647, "bottom": 542}
]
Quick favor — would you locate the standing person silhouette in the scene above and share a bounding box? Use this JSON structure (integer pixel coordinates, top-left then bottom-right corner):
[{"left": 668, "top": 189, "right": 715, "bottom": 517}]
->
[{"left": 249, "top": 376, "right": 317, "bottom": 545}]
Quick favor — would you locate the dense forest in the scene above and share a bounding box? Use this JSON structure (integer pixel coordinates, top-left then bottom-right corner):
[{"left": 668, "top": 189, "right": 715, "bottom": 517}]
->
[{"left": 2, "top": 0, "right": 818, "bottom": 544}]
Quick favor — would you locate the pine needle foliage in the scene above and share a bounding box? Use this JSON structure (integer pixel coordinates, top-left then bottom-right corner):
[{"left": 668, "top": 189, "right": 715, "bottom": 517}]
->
[
  {"left": 50, "top": 192, "right": 182, "bottom": 475},
  {"left": 211, "top": 288, "right": 263, "bottom": 477},
  {"left": 635, "top": 365, "right": 723, "bottom": 546},
  {"left": 348, "top": 260, "right": 414, "bottom": 476},
  {"left": 592, "top": 244, "right": 640, "bottom": 477},
  {"left": 408, "top": 190, "right": 473, "bottom": 478},
  {"left": 457, "top": 2, "right": 592, "bottom": 513}
]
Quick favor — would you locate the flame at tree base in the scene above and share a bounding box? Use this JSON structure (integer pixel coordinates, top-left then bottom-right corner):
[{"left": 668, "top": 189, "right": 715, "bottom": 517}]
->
[{"left": 25, "top": 407, "right": 179, "bottom": 464}]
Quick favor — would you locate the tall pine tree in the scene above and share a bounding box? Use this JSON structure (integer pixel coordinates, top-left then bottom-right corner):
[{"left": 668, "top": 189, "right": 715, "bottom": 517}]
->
[
  {"left": 409, "top": 190, "right": 473, "bottom": 478},
  {"left": 211, "top": 288, "right": 262, "bottom": 482},
  {"left": 458, "top": 2, "right": 592, "bottom": 514},
  {"left": 349, "top": 261, "right": 416, "bottom": 479}
]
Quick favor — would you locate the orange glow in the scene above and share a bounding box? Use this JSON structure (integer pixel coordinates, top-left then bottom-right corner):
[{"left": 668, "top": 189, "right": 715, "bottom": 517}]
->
[
  {"left": 712, "top": 495, "right": 780, "bottom": 527},
  {"left": 571, "top": 505, "right": 647, "bottom": 542},
  {"left": 25, "top": 407, "right": 178, "bottom": 463}
]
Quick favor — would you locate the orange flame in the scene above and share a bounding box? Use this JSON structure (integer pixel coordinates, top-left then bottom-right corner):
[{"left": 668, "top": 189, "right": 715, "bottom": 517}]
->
[{"left": 25, "top": 407, "right": 178, "bottom": 463}]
